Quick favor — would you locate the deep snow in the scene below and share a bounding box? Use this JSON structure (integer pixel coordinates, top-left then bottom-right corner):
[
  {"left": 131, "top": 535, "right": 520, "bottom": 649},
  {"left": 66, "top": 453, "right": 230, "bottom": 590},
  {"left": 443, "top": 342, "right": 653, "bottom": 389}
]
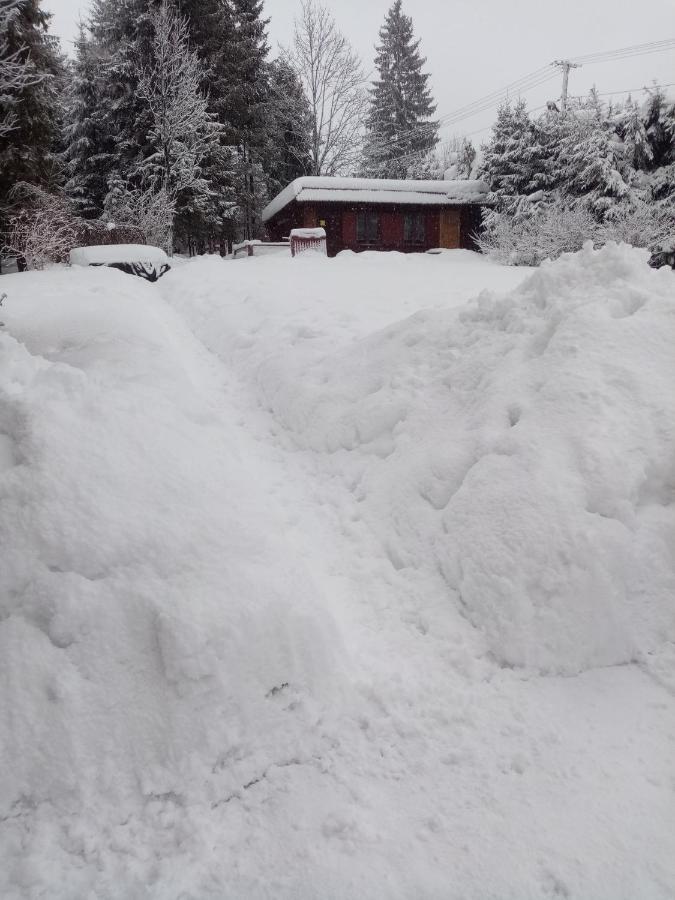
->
[{"left": 1, "top": 246, "right": 674, "bottom": 899}]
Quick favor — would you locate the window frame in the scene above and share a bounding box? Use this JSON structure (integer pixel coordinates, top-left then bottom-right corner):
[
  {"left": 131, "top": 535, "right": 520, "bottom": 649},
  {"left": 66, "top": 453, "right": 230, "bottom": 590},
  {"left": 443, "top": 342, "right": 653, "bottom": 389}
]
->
[
  {"left": 403, "top": 211, "right": 426, "bottom": 245},
  {"left": 356, "top": 210, "right": 380, "bottom": 244}
]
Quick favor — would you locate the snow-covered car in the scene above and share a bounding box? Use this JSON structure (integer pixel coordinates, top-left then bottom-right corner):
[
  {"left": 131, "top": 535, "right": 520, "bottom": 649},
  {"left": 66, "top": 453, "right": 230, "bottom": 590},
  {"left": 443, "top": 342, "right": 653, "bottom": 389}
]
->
[
  {"left": 649, "top": 247, "right": 675, "bottom": 269},
  {"left": 69, "top": 244, "right": 171, "bottom": 281}
]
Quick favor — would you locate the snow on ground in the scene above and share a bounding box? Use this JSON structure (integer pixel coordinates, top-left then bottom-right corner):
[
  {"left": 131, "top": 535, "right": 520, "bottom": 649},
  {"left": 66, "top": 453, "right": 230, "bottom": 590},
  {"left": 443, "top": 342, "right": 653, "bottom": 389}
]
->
[{"left": 1, "top": 247, "right": 675, "bottom": 899}]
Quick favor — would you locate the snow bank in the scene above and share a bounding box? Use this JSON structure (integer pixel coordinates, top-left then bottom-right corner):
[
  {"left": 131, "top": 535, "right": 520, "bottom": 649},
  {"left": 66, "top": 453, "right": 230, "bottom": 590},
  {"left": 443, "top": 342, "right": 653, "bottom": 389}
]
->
[
  {"left": 186, "top": 243, "right": 674, "bottom": 675},
  {"left": 69, "top": 243, "right": 168, "bottom": 266},
  {"left": 324, "top": 244, "right": 673, "bottom": 673},
  {"left": 0, "top": 267, "right": 341, "bottom": 895},
  {"left": 3, "top": 248, "right": 674, "bottom": 897}
]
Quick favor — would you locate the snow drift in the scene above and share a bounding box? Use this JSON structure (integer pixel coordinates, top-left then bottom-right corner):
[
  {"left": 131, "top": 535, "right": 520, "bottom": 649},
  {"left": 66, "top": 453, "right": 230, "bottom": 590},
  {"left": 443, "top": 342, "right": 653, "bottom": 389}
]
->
[
  {"left": 0, "top": 267, "right": 341, "bottom": 896},
  {"left": 177, "top": 242, "right": 675, "bottom": 676},
  {"left": 290, "top": 244, "right": 672, "bottom": 674},
  {"left": 1, "top": 247, "right": 674, "bottom": 898}
]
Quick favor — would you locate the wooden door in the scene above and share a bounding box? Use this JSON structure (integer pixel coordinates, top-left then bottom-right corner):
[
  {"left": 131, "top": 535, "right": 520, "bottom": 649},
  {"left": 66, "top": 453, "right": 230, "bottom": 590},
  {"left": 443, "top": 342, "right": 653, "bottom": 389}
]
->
[
  {"left": 439, "top": 209, "right": 461, "bottom": 249},
  {"left": 318, "top": 210, "right": 342, "bottom": 256}
]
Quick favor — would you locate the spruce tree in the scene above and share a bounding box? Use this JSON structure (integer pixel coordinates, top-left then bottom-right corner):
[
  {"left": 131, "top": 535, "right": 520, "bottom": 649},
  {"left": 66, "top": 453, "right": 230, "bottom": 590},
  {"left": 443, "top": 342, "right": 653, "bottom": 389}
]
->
[
  {"left": 617, "top": 96, "right": 652, "bottom": 171},
  {"left": 63, "top": 25, "right": 117, "bottom": 218},
  {"left": 262, "top": 57, "right": 312, "bottom": 198},
  {"left": 639, "top": 87, "right": 675, "bottom": 204},
  {"left": 363, "top": 0, "right": 438, "bottom": 178},
  {"left": 88, "top": 0, "right": 157, "bottom": 186},
  {"left": 0, "top": 0, "right": 63, "bottom": 221},
  {"left": 558, "top": 98, "right": 633, "bottom": 218},
  {"left": 224, "top": 0, "right": 270, "bottom": 238},
  {"left": 479, "top": 100, "right": 540, "bottom": 213}
]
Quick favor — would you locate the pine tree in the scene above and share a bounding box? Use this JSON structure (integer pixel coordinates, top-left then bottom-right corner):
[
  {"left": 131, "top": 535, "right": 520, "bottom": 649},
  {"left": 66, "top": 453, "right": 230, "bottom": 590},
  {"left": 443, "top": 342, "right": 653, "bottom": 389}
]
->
[
  {"left": 558, "top": 97, "right": 633, "bottom": 218},
  {"left": 63, "top": 25, "right": 117, "bottom": 218},
  {"left": 616, "top": 96, "right": 652, "bottom": 171},
  {"left": 479, "top": 100, "right": 541, "bottom": 213},
  {"left": 640, "top": 87, "right": 675, "bottom": 205},
  {"left": 226, "top": 0, "right": 270, "bottom": 238},
  {"left": 406, "top": 136, "right": 475, "bottom": 180},
  {"left": 153, "top": 0, "right": 238, "bottom": 250},
  {"left": 262, "top": 57, "right": 312, "bottom": 198},
  {"left": 0, "top": 0, "right": 63, "bottom": 222},
  {"left": 363, "top": 0, "right": 438, "bottom": 178},
  {"left": 88, "top": 0, "right": 157, "bottom": 186},
  {"left": 179, "top": 0, "right": 271, "bottom": 238}
]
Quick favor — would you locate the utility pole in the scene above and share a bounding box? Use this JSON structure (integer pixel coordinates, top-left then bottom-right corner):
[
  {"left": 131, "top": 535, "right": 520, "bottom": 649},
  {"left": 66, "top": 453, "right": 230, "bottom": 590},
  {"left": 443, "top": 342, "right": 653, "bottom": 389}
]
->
[{"left": 552, "top": 59, "right": 581, "bottom": 114}]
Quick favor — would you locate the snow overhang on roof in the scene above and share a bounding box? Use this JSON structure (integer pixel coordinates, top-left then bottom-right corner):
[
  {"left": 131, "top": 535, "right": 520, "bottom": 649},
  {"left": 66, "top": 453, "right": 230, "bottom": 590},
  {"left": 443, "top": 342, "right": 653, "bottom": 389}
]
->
[{"left": 261, "top": 177, "right": 490, "bottom": 223}]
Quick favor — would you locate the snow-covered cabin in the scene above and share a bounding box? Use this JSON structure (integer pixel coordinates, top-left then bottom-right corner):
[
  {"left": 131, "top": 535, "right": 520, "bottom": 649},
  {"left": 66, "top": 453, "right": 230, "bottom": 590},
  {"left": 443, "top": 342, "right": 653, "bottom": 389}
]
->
[{"left": 261, "top": 177, "right": 490, "bottom": 257}]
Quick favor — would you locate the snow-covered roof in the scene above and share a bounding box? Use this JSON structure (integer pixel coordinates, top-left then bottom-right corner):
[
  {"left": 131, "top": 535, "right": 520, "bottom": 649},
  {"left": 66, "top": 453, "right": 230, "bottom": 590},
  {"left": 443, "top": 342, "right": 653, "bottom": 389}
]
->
[{"left": 262, "top": 177, "right": 489, "bottom": 222}]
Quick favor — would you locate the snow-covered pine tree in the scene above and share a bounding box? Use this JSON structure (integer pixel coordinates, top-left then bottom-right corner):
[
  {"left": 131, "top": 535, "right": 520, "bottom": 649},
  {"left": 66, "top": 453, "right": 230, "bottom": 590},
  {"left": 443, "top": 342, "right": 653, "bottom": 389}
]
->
[
  {"left": 263, "top": 57, "right": 312, "bottom": 199},
  {"left": 0, "top": 0, "right": 47, "bottom": 137},
  {"left": 63, "top": 24, "right": 117, "bottom": 218},
  {"left": 615, "top": 96, "right": 652, "bottom": 171},
  {"left": 220, "top": 0, "right": 270, "bottom": 239},
  {"left": 558, "top": 93, "right": 633, "bottom": 218},
  {"left": 640, "top": 86, "right": 675, "bottom": 205},
  {"left": 362, "top": 0, "right": 438, "bottom": 178},
  {"left": 406, "top": 135, "right": 476, "bottom": 180},
  {"left": 478, "top": 100, "right": 542, "bottom": 214},
  {"left": 88, "top": 0, "right": 157, "bottom": 189},
  {"left": 0, "top": 0, "right": 63, "bottom": 226}
]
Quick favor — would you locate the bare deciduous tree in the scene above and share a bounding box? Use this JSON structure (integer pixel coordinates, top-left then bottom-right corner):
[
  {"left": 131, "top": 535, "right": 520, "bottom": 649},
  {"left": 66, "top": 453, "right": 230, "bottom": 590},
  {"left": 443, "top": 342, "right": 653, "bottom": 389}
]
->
[
  {"left": 137, "top": 0, "right": 222, "bottom": 253},
  {"left": 284, "top": 0, "right": 367, "bottom": 176},
  {"left": 0, "top": 0, "right": 45, "bottom": 137},
  {"left": 3, "top": 185, "right": 77, "bottom": 270}
]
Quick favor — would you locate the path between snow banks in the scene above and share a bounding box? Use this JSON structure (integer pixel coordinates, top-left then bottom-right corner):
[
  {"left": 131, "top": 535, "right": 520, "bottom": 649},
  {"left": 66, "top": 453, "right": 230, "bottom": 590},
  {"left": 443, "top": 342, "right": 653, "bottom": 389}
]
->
[{"left": 0, "top": 248, "right": 674, "bottom": 899}]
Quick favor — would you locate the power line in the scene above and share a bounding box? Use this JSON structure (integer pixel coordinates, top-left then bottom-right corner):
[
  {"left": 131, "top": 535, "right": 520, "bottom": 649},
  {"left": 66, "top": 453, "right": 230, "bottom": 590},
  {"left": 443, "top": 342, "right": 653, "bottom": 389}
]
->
[
  {"left": 363, "top": 37, "right": 675, "bottom": 161},
  {"left": 365, "top": 68, "right": 559, "bottom": 159},
  {"left": 570, "top": 37, "right": 675, "bottom": 65},
  {"left": 573, "top": 81, "right": 675, "bottom": 98},
  {"left": 368, "top": 79, "right": 674, "bottom": 173}
]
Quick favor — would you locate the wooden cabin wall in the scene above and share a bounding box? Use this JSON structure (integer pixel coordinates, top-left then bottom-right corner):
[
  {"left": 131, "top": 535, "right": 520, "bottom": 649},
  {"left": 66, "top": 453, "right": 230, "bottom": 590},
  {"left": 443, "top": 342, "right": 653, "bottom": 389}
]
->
[
  {"left": 381, "top": 211, "right": 401, "bottom": 248},
  {"left": 426, "top": 211, "right": 440, "bottom": 248},
  {"left": 342, "top": 210, "right": 357, "bottom": 247},
  {"left": 302, "top": 206, "right": 318, "bottom": 228},
  {"left": 265, "top": 201, "right": 486, "bottom": 256}
]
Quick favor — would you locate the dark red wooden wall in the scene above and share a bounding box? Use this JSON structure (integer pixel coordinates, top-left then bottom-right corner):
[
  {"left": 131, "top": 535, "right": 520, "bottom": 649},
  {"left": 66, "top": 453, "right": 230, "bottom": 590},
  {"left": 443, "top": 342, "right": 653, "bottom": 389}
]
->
[{"left": 266, "top": 201, "right": 482, "bottom": 257}]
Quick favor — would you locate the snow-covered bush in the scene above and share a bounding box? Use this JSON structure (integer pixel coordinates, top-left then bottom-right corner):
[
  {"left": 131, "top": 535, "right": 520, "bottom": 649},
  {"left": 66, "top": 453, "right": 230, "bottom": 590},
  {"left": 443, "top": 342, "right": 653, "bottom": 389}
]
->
[
  {"left": 476, "top": 201, "right": 599, "bottom": 265},
  {"left": 478, "top": 195, "right": 673, "bottom": 266},
  {"left": 102, "top": 180, "right": 175, "bottom": 251},
  {"left": 73, "top": 220, "right": 147, "bottom": 249},
  {"left": 3, "top": 186, "right": 77, "bottom": 270},
  {"left": 601, "top": 201, "right": 674, "bottom": 252}
]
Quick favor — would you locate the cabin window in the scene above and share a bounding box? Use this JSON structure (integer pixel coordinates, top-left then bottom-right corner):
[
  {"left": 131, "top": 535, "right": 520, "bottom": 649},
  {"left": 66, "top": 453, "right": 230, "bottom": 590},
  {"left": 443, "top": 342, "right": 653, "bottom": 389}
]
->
[
  {"left": 404, "top": 212, "right": 426, "bottom": 243},
  {"left": 357, "top": 211, "right": 380, "bottom": 243}
]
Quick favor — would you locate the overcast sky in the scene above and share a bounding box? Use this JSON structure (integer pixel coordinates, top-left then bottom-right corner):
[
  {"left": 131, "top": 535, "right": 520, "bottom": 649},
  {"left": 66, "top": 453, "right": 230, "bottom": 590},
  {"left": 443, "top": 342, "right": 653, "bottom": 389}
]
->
[{"left": 47, "top": 0, "right": 675, "bottom": 141}]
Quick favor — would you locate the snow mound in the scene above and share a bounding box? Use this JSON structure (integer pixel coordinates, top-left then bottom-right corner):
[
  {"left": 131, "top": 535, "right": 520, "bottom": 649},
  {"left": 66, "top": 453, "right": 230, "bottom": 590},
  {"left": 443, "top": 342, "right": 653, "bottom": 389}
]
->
[
  {"left": 0, "top": 267, "right": 341, "bottom": 893},
  {"left": 250, "top": 243, "right": 675, "bottom": 674}
]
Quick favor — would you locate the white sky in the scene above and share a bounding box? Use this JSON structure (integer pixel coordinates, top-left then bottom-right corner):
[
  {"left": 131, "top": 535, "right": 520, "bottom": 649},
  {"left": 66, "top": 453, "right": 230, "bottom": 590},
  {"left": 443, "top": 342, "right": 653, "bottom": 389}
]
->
[{"left": 47, "top": 0, "right": 675, "bottom": 142}]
